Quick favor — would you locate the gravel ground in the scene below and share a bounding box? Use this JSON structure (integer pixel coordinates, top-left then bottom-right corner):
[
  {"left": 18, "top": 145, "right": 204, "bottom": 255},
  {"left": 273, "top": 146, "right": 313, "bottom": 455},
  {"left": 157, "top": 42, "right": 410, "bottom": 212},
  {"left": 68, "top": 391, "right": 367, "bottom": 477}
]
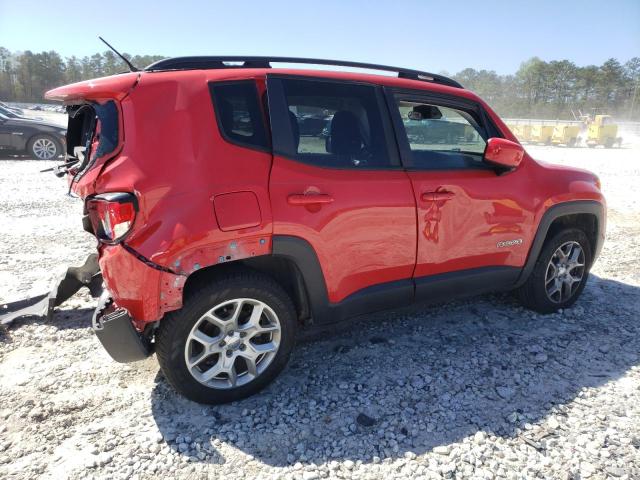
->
[{"left": 0, "top": 144, "right": 639, "bottom": 480}]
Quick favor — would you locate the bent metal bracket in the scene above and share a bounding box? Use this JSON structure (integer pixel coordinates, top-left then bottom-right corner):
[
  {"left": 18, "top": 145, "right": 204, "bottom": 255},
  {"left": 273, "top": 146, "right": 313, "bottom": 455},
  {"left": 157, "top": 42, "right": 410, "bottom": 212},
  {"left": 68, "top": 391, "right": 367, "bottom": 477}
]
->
[{"left": 0, "top": 254, "right": 103, "bottom": 326}]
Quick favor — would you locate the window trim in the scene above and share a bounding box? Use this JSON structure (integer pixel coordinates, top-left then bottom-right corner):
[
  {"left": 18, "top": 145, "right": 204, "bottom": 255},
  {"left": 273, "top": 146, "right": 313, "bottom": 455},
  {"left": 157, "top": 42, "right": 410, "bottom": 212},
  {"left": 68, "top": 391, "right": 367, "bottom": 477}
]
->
[
  {"left": 266, "top": 74, "right": 402, "bottom": 171},
  {"left": 209, "top": 79, "right": 272, "bottom": 153},
  {"left": 383, "top": 87, "right": 503, "bottom": 172}
]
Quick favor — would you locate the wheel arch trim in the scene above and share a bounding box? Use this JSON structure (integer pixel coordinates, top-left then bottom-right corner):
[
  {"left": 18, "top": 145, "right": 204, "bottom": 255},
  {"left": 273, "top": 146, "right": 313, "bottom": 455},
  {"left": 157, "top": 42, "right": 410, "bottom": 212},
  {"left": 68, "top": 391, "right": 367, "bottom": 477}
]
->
[
  {"left": 271, "top": 235, "right": 331, "bottom": 323},
  {"left": 515, "top": 200, "right": 605, "bottom": 288}
]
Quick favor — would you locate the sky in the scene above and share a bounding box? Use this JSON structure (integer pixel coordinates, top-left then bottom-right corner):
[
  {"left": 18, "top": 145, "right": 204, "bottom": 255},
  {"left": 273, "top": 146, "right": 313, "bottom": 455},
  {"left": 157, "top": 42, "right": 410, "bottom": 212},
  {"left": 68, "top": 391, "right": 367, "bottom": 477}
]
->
[{"left": 1, "top": 0, "right": 639, "bottom": 75}]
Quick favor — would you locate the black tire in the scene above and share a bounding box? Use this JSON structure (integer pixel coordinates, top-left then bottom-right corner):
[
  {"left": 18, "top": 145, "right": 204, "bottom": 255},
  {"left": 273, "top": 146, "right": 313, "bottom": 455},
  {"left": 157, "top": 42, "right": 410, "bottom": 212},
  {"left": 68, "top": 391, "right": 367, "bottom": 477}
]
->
[
  {"left": 155, "top": 270, "right": 297, "bottom": 404},
  {"left": 27, "top": 134, "right": 61, "bottom": 160},
  {"left": 516, "top": 228, "right": 592, "bottom": 314}
]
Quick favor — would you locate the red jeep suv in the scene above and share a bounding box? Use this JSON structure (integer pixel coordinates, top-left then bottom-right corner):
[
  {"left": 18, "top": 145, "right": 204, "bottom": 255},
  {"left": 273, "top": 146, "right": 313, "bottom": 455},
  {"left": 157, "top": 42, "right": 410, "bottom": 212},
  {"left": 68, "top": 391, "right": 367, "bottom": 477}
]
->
[{"left": 45, "top": 57, "right": 605, "bottom": 404}]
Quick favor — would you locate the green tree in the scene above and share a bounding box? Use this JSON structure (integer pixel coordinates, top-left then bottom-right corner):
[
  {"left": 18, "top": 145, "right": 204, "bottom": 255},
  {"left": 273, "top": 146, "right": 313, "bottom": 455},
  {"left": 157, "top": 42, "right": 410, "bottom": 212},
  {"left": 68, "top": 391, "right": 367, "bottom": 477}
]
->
[
  {"left": 0, "top": 47, "right": 14, "bottom": 99},
  {"left": 65, "top": 56, "right": 83, "bottom": 83}
]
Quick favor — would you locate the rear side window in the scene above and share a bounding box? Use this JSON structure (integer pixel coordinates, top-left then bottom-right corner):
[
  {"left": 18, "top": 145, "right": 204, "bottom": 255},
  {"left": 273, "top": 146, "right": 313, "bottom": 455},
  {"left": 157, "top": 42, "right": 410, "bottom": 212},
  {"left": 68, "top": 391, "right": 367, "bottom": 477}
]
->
[
  {"left": 279, "top": 78, "right": 396, "bottom": 169},
  {"left": 209, "top": 81, "right": 269, "bottom": 150}
]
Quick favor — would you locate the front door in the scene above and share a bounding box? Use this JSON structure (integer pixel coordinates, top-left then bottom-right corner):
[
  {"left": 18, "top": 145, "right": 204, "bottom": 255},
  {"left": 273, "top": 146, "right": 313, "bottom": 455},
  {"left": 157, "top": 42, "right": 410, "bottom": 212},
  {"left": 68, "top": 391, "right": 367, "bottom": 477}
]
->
[
  {"left": 386, "top": 90, "right": 534, "bottom": 292},
  {"left": 266, "top": 76, "right": 417, "bottom": 307}
]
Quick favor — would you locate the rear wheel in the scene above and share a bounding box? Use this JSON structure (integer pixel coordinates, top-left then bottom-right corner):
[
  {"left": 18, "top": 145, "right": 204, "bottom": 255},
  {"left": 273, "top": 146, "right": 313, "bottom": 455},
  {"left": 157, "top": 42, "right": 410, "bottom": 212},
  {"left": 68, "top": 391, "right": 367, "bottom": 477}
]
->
[
  {"left": 155, "top": 270, "right": 296, "bottom": 404},
  {"left": 516, "top": 228, "right": 591, "bottom": 314},
  {"left": 28, "top": 135, "right": 61, "bottom": 160}
]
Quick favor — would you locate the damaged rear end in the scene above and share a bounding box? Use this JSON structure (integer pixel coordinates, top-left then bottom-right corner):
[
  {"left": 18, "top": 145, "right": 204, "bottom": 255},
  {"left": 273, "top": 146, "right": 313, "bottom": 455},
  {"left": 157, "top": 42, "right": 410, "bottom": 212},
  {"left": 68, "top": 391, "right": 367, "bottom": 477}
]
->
[
  {"left": 46, "top": 73, "right": 135, "bottom": 197},
  {"left": 1, "top": 72, "right": 177, "bottom": 362},
  {"left": 50, "top": 73, "right": 188, "bottom": 361},
  {"left": 2, "top": 75, "right": 137, "bottom": 325}
]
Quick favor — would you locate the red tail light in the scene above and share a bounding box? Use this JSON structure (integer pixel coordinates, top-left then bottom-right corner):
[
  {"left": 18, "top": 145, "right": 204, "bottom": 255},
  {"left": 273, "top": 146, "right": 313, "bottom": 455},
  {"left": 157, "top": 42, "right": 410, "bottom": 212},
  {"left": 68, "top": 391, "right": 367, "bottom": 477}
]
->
[{"left": 87, "top": 192, "right": 137, "bottom": 244}]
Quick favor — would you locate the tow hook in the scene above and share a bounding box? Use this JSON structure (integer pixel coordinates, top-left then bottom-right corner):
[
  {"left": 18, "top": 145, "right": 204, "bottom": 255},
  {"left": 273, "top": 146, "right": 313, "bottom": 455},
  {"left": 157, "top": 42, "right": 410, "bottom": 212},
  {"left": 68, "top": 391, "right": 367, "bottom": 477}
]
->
[{"left": 0, "top": 254, "right": 103, "bottom": 327}]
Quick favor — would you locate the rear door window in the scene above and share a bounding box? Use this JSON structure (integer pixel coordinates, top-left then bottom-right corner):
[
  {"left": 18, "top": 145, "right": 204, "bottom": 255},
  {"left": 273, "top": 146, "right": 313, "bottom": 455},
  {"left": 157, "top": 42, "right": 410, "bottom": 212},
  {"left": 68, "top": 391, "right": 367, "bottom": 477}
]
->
[
  {"left": 272, "top": 78, "right": 398, "bottom": 169},
  {"left": 209, "top": 81, "right": 269, "bottom": 151}
]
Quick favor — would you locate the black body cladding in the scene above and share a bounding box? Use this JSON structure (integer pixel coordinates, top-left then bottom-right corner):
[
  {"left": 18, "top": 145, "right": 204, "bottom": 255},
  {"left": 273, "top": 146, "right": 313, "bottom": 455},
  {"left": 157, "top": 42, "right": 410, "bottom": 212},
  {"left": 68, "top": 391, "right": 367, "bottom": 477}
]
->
[{"left": 271, "top": 201, "right": 604, "bottom": 325}]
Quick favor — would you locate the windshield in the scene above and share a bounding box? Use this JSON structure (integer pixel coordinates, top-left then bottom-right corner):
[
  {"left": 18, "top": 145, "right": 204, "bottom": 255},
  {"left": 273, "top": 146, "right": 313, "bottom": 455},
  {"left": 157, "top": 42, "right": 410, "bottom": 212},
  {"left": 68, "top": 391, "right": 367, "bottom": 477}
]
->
[{"left": 0, "top": 106, "right": 19, "bottom": 118}]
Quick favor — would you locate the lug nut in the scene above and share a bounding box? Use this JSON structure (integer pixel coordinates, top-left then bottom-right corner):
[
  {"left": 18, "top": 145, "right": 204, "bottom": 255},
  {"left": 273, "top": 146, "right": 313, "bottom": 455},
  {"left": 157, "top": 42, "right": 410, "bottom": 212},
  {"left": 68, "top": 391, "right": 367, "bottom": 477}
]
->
[
  {"left": 240, "top": 332, "right": 246, "bottom": 338},
  {"left": 219, "top": 341, "right": 226, "bottom": 347},
  {"left": 226, "top": 350, "right": 233, "bottom": 357},
  {"left": 239, "top": 344, "right": 246, "bottom": 351}
]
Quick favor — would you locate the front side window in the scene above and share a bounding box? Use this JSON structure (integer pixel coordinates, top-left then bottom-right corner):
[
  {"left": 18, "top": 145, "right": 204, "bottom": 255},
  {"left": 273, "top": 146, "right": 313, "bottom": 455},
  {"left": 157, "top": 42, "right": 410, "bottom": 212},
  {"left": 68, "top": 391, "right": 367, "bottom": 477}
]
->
[
  {"left": 280, "top": 78, "right": 394, "bottom": 168},
  {"left": 396, "top": 100, "right": 488, "bottom": 170},
  {"left": 209, "top": 81, "right": 269, "bottom": 150}
]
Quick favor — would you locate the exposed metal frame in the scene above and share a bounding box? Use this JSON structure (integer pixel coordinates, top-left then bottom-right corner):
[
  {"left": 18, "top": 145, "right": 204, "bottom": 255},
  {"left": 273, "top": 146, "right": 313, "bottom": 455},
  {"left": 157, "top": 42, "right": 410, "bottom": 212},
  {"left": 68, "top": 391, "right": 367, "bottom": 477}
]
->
[{"left": 144, "top": 56, "right": 463, "bottom": 89}]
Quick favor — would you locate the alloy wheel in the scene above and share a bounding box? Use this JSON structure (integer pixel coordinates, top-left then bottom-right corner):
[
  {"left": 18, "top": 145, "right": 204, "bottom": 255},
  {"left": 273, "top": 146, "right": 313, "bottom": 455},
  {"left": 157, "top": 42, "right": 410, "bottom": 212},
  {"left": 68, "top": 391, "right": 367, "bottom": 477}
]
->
[
  {"left": 32, "top": 138, "right": 57, "bottom": 160},
  {"left": 184, "top": 298, "right": 281, "bottom": 389},
  {"left": 545, "top": 241, "right": 585, "bottom": 303}
]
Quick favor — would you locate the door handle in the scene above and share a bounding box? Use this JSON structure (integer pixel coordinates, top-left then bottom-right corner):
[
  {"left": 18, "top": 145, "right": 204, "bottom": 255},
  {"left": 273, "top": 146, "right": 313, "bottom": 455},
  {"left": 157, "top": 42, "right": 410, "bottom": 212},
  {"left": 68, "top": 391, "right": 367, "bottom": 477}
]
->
[
  {"left": 287, "top": 193, "right": 334, "bottom": 206},
  {"left": 421, "top": 190, "right": 455, "bottom": 202}
]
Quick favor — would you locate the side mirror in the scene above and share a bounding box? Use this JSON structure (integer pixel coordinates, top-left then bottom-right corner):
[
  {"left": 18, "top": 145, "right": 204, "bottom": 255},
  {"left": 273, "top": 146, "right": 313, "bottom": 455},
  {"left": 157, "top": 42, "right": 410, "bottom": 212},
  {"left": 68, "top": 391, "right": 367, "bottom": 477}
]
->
[{"left": 483, "top": 138, "right": 524, "bottom": 169}]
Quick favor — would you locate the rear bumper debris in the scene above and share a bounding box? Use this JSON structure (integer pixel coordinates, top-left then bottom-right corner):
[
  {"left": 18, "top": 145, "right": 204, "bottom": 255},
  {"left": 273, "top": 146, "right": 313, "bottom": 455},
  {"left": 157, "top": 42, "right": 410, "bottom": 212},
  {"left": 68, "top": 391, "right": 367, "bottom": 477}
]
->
[
  {"left": 0, "top": 254, "right": 103, "bottom": 327},
  {"left": 92, "top": 291, "right": 152, "bottom": 363}
]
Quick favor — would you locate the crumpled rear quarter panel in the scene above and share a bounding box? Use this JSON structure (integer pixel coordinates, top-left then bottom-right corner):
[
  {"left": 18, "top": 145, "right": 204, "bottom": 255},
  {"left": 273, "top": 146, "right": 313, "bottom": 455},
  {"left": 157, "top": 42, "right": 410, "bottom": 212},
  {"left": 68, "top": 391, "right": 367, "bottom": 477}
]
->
[{"left": 98, "top": 244, "right": 185, "bottom": 326}]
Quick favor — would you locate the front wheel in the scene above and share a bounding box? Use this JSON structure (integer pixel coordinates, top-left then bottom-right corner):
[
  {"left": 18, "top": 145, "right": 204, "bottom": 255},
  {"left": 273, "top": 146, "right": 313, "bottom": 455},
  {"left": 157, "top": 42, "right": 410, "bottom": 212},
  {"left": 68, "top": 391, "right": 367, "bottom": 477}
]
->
[
  {"left": 516, "top": 228, "right": 592, "bottom": 314},
  {"left": 155, "top": 270, "right": 297, "bottom": 404},
  {"left": 28, "top": 135, "right": 61, "bottom": 160}
]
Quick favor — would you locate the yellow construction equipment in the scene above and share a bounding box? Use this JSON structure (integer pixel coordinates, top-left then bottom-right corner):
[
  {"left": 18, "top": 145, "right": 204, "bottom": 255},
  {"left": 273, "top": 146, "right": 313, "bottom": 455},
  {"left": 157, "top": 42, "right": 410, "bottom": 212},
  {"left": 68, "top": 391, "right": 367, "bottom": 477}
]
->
[
  {"left": 507, "top": 124, "right": 532, "bottom": 143},
  {"left": 586, "top": 115, "right": 622, "bottom": 148},
  {"left": 530, "top": 125, "right": 554, "bottom": 145},
  {"left": 551, "top": 124, "right": 581, "bottom": 147}
]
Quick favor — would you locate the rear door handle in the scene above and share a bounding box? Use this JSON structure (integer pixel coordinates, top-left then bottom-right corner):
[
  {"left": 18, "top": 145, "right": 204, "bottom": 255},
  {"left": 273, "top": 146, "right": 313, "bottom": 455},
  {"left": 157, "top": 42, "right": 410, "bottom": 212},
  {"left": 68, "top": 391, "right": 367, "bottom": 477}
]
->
[
  {"left": 421, "top": 190, "right": 455, "bottom": 202},
  {"left": 287, "top": 193, "right": 334, "bottom": 206}
]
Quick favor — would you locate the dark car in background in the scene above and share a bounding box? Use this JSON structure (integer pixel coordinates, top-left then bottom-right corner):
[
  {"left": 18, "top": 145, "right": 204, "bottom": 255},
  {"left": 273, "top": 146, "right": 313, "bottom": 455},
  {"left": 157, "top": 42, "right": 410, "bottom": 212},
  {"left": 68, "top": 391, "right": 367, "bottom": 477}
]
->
[
  {"left": 0, "top": 101, "right": 24, "bottom": 116},
  {"left": 0, "top": 104, "right": 45, "bottom": 121},
  {"left": 0, "top": 112, "right": 66, "bottom": 159}
]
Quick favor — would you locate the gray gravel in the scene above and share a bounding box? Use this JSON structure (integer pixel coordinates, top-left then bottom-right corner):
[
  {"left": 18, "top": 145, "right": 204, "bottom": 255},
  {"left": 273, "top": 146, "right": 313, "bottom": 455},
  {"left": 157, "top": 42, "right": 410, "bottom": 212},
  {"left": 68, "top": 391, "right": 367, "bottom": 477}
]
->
[{"left": 1, "top": 145, "right": 639, "bottom": 480}]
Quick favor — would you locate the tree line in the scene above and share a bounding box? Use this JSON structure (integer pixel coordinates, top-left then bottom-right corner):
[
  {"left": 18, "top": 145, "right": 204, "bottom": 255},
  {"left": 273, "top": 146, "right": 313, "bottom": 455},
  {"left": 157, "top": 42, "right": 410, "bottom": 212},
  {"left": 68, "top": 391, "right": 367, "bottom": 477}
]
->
[
  {"left": 0, "top": 48, "right": 164, "bottom": 104},
  {"left": 453, "top": 57, "right": 639, "bottom": 121},
  {"left": 1, "top": 47, "right": 638, "bottom": 120}
]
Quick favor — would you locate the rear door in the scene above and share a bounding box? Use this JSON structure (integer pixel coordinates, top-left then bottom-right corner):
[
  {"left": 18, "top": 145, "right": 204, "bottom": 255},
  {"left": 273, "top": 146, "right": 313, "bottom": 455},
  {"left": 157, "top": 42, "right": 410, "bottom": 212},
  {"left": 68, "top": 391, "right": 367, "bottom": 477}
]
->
[
  {"left": 266, "top": 76, "right": 417, "bottom": 306},
  {"left": 386, "top": 89, "right": 532, "bottom": 290}
]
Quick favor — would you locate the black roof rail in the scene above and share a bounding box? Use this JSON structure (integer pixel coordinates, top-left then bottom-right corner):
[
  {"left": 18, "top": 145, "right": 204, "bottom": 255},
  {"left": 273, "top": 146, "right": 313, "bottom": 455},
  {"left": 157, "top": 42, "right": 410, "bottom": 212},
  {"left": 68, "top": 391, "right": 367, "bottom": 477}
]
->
[{"left": 144, "top": 56, "right": 463, "bottom": 89}]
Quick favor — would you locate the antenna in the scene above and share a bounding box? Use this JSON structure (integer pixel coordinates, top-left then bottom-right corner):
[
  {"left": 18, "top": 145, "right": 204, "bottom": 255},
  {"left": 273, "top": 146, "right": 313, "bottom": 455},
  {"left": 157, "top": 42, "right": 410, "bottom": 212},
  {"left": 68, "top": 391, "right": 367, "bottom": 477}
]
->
[{"left": 98, "top": 36, "right": 139, "bottom": 72}]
